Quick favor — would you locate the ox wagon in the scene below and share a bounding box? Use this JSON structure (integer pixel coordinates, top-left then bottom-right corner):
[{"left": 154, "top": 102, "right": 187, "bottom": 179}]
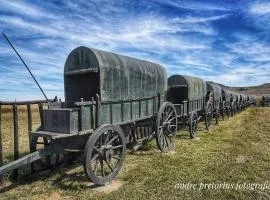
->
[
  {"left": 167, "top": 75, "right": 213, "bottom": 138},
  {"left": 220, "top": 87, "right": 232, "bottom": 119},
  {"left": 261, "top": 95, "right": 270, "bottom": 107},
  {"left": 249, "top": 95, "right": 257, "bottom": 106},
  {"left": 230, "top": 92, "right": 239, "bottom": 116},
  {"left": 206, "top": 82, "right": 222, "bottom": 124},
  {"left": 0, "top": 46, "right": 178, "bottom": 185}
]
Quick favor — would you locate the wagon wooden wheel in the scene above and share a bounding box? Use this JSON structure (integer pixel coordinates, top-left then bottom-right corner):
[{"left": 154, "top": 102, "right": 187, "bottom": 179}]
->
[
  {"left": 189, "top": 111, "right": 198, "bottom": 139},
  {"left": 215, "top": 107, "right": 220, "bottom": 124},
  {"left": 155, "top": 102, "right": 177, "bottom": 153},
  {"left": 30, "top": 136, "right": 63, "bottom": 170},
  {"left": 205, "top": 102, "right": 213, "bottom": 130},
  {"left": 231, "top": 102, "right": 236, "bottom": 117},
  {"left": 220, "top": 102, "right": 226, "bottom": 121},
  {"left": 83, "top": 124, "right": 126, "bottom": 185},
  {"left": 226, "top": 105, "right": 231, "bottom": 118}
]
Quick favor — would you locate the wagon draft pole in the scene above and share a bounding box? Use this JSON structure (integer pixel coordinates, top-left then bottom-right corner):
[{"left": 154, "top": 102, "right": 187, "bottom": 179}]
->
[{"left": 2, "top": 32, "right": 48, "bottom": 101}]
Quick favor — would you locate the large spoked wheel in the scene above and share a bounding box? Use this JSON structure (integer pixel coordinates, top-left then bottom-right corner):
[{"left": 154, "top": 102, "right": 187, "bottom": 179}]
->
[
  {"left": 84, "top": 124, "right": 126, "bottom": 185},
  {"left": 156, "top": 102, "right": 177, "bottom": 153},
  {"left": 30, "top": 136, "right": 62, "bottom": 170},
  {"left": 189, "top": 111, "right": 198, "bottom": 139},
  {"left": 205, "top": 102, "right": 213, "bottom": 130}
]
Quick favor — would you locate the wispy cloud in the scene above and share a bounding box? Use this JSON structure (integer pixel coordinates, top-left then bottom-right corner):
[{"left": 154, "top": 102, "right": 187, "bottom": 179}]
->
[
  {"left": 155, "top": 0, "right": 230, "bottom": 11},
  {"left": 249, "top": 1, "right": 270, "bottom": 15},
  {"left": 0, "top": 0, "right": 56, "bottom": 18}
]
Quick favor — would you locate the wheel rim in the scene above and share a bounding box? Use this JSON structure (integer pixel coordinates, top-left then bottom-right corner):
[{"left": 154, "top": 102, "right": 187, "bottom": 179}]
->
[
  {"left": 156, "top": 103, "right": 177, "bottom": 152},
  {"left": 84, "top": 125, "right": 125, "bottom": 185},
  {"left": 205, "top": 103, "right": 213, "bottom": 130},
  {"left": 189, "top": 112, "right": 198, "bottom": 138}
]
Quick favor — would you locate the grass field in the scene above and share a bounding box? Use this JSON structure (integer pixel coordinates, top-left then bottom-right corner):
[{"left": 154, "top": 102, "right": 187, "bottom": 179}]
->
[{"left": 1, "top": 107, "right": 270, "bottom": 199}]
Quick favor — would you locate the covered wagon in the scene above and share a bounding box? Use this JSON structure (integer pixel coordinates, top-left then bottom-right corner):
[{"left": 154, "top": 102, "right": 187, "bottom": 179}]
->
[
  {"left": 0, "top": 46, "right": 177, "bottom": 185},
  {"left": 167, "top": 75, "right": 212, "bottom": 138},
  {"left": 206, "top": 81, "right": 222, "bottom": 124}
]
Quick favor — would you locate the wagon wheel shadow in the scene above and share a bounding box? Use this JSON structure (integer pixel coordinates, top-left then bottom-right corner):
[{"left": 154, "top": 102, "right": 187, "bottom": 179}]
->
[{"left": 0, "top": 155, "right": 99, "bottom": 192}]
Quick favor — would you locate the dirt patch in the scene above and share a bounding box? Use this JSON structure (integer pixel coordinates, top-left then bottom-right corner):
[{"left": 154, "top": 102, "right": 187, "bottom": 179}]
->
[
  {"left": 88, "top": 180, "right": 124, "bottom": 194},
  {"left": 236, "top": 155, "right": 252, "bottom": 164}
]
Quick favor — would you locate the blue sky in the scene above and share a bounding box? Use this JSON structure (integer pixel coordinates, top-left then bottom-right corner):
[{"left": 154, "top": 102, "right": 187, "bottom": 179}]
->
[{"left": 0, "top": 0, "right": 269, "bottom": 101}]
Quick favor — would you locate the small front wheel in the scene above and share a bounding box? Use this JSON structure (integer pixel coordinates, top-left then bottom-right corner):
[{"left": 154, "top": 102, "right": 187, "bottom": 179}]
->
[{"left": 83, "top": 124, "right": 126, "bottom": 185}]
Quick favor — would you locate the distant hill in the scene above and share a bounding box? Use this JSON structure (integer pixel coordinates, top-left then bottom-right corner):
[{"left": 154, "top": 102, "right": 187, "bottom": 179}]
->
[{"left": 229, "top": 83, "right": 270, "bottom": 97}]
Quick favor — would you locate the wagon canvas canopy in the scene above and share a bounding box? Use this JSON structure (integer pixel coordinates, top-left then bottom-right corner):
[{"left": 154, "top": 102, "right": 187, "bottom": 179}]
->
[
  {"left": 168, "top": 74, "right": 206, "bottom": 101},
  {"left": 64, "top": 46, "right": 167, "bottom": 102},
  {"left": 230, "top": 91, "right": 239, "bottom": 102},
  {"left": 221, "top": 87, "right": 231, "bottom": 102},
  {"left": 206, "top": 82, "right": 222, "bottom": 101}
]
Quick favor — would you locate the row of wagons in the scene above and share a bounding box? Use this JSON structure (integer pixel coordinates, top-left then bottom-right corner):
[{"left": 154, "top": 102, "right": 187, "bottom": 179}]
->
[{"left": 0, "top": 46, "right": 258, "bottom": 186}]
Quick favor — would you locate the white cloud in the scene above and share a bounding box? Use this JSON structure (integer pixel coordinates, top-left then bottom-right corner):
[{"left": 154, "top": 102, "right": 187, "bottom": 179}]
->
[
  {"left": 0, "top": 0, "right": 56, "bottom": 18},
  {"left": 155, "top": 0, "right": 230, "bottom": 11},
  {"left": 172, "top": 14, "right": 231, "bottom": 24},
  {"left": 249, "top": 1, "right": 270, "bottom": 15}
]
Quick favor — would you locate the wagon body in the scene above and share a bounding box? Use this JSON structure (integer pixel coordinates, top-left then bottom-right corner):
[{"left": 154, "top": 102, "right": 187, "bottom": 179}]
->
[
  {"left": 249, "top": 95, "right": 257, "bottom": 105},
  {"left": 206, "top": 82, "right": 222, "bottom": 109},
  {"left": 167, "top": 74, "right": 206, "bottom": 116},
  {"left": 43, "top": 46, "right": 167, "bottom": 133},
  {"left": 29, "top": 47, "right": 172, "bottom": 185},
  {"left": 261, "top": 95, "right": 270, "bottom": 106},
  {"left": 167, "top": 74, "right": 213, "bottom": 138},
  {"left": 221, "top": 87, "right": 231, "bottom": 105},
  {"left": 230, "top": 92, "right": 239, "bottom": 102}
]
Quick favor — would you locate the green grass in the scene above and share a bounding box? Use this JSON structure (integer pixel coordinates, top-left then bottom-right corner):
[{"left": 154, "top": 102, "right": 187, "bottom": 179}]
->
[{"left": 1, "top": 107, "right": 270, "bottom": 199}]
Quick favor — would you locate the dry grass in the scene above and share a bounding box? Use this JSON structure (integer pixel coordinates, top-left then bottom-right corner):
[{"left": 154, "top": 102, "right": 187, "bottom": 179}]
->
[
  {"left": 1, "top": 107, "right": 270, "bottom": 199},
  {"left": 1, "top": 105, "right": 41, "bottom": 164}
]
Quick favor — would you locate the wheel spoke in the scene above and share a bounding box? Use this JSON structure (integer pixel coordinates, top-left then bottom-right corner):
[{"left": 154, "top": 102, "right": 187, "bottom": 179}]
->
[
  {"left": 93, "top": 159, "right": 99, "bottom": 175},
  {"left": 168, "top": 117, "right": 176, "bottom": 122},
  {"left": 164, "top": 131, "right": 172, "bottom": 143},
  {"left": 107, "top": 135, "right": 119, "bottom": 145},
  {"left": 104, "top": 159, "right": 114, "bottom": 172},
  {"left": 91, "top": 153, "right": 99, "bottom": 161},
  {"left": 100, "top": 159, "right": 105, "bottom": 177},
  {"left": 163, "top": 133, "right": 167, "bottom": 147},
  {"left": 111, "top": 145, "right": 123, "bottom": 150},
  {"left": 165, "top": 110, "right": 174, "bottom": 122},
  {"left": 104, "top": 130, "right": 111, "bottom": 144},
  {"left": 112, "top": 156, "right": 121, "bottom": 160}
]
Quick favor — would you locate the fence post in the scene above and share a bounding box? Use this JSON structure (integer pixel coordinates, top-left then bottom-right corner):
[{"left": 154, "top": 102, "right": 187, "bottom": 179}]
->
[
  {"left": 0, "top": 105, "right": 3, "bottom": 186},
  {"left": 27, "top": 104, "right": 32, "bottom": 132},
  {"left": 13, "top": 104, "right": 19, "bottom": 180},
  {"left": 27, "top": 104, "right": 34, "bottom": 174},
  {"left": 38, "top": 103, "right": 43, "bottom": 129}
]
